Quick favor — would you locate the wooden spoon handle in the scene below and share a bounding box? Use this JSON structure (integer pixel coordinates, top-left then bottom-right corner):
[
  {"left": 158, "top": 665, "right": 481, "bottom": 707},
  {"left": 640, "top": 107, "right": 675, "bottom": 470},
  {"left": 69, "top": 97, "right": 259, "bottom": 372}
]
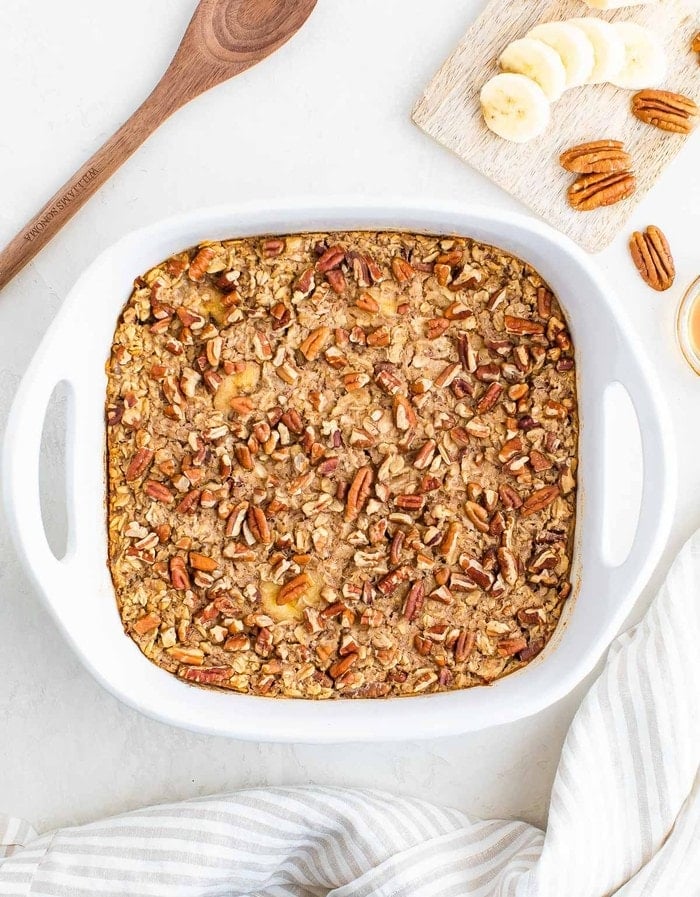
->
[{"left": 0, "top": 79, "right": 182, "bottom": 291}]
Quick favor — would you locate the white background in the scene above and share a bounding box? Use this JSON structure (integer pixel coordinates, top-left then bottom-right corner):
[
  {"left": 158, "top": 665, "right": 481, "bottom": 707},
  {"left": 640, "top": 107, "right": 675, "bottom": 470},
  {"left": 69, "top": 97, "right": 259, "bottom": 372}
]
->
[{"left": 0, "top": 0, "right": 698, "bottom": 834}]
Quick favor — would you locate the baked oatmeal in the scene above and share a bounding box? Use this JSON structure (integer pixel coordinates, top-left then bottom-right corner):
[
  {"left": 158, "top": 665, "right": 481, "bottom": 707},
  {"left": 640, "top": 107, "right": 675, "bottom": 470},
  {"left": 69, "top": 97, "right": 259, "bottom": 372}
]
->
[{"left": 106, "top": 231, "right": 578, "bottom": 698}]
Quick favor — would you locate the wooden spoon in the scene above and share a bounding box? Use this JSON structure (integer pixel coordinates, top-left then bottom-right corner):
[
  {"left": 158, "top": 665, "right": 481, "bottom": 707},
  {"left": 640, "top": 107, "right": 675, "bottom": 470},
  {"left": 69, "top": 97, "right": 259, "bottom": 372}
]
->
[{"left": 0, "top": 0, "right": 317, "bottom": 291}]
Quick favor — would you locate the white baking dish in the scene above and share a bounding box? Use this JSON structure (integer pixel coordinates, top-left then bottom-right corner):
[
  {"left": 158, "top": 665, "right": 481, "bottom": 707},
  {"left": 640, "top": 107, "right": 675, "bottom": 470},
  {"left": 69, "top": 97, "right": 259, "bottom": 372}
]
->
[{"left": 3, "top": 200, "right": 676, "bottom": 742}]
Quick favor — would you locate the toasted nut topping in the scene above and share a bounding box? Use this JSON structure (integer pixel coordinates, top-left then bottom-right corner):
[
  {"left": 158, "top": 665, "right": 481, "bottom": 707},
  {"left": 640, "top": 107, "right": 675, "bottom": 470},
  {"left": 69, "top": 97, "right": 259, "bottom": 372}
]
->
[
  {"left": 126, "top": 448, "right": 154, "bottom": 482},
  {"left": 346, "top": 466, "right": 374, "bottom": 521},
  {"left": 391, "top": 256, "right": 414, "bottom": 283},
  {"left": 247, "top": 506, "right": 272, "bottom": 544},
  {"left": 108, "top": 230, "right": 577, "bottom": 700},
  {"left": 144, "top": 480, "right": 174, "bottom": 503},
  {"left": 356, "top": 292, "right": 379, "bottom": 313},
  {"left": 426, "top": 317, "right": 450, "bottom": 339},
  {"left": 132, "top": 612, "right": 161, "bottom": 635},
  {"left": 188, "top": 247, "right": 215, "bottom": 282},
  {"left": 299, "top": 326, "right": 331, "bottom": 361},
  {"left": 504, "top": 315, "right": 544, "bottom": 335},
  {"left": 169, "top": 556, "right": 190, "bottom": 590},
  {"left": 277, "top": 573, "right": 312, "bottom": 605},
  {"left": 168, "top": 646, "right": 204, "bottom": 665},
  {"left": 316, "top": 245, "right": 345, "bottom": 273},
  {"left": 189, "top": 552, "right": 218, "bottom": 573},
  {"left": 393, "top": 394, "right": 417, "bottom": 430},
  {"left": 522, "top": 486, "right": 560, "bottom": 517},
  {"left": 497, "top": 637, "right": 528, "bottom": 658}
]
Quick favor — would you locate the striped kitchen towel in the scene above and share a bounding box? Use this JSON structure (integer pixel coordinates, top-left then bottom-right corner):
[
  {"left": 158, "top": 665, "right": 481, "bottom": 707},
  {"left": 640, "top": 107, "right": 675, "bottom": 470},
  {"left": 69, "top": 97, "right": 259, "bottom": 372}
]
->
[{"left": 1, "top": 532, "right": 699, "bottom": 897}]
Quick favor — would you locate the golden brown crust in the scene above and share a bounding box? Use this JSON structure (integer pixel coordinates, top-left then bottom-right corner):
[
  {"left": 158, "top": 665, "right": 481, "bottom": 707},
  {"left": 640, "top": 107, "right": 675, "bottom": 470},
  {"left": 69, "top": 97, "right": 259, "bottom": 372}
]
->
[{"left": 106, "top": 231, "right": 578, "bottom": 699}]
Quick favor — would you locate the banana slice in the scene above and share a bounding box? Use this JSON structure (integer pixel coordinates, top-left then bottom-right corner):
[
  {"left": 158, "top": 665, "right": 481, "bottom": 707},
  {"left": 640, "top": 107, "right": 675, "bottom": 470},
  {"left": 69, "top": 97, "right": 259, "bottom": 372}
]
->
[
  {"left": 528, "top": 22, "right": 595, "bottom": 88},
  {"left": 480, "top": 73, "right": 551, "bottom": 143},
  {"left": 583, "top": 0, "right": 653, "bottom": 8},
  {"left": 611, "top": 23, "right": 666, "bottom": 90},
  {"left": 570, "top": 18, "right": 625, "bottom": 84},
  {"left": 499, "top": 38, "right": 567, "bottom": 101}
]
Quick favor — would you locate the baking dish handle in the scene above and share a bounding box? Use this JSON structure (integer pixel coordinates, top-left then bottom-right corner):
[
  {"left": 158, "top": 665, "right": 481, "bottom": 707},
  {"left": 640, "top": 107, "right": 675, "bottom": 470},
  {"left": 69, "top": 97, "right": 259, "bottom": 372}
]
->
[
  {"left": 603, "top": 329, "right": 676, "bottom": 597},
  {"left": 3, "top": 351, "right": 77, "bottom": 605}
]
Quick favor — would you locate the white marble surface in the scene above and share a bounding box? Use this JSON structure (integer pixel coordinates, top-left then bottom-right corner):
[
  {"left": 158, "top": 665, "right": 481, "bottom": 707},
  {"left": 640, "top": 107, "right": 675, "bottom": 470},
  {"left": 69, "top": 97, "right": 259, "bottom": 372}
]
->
[{"left": 0, "top": 0, "right": 698, "bottom": 836}]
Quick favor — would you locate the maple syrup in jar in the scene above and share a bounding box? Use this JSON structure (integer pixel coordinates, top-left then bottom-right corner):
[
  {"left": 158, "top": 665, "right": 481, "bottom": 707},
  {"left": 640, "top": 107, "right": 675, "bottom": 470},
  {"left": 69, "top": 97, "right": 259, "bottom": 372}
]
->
[{"left": 677, "top": 277, "right": 700, "bottom": 375}]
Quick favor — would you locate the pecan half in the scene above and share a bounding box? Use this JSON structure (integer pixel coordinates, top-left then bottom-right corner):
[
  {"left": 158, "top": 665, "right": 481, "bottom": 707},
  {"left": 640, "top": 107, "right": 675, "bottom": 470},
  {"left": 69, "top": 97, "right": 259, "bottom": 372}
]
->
[
  {"left": 629, "top": 226, "right": 675, "bottom": 292},
  {"left": 247, "top": 506, "right": 272, "bottom": 544},
  {"left": 632, "top": 90, "right": 698, "bottom": 135},
  {"left": 277, "top": 573, "right": 311, "bottom": 605},
  {"left": 559, "top": 140, "right": 631, "bottom": 175},
  {"left": 454, "top": 629, "right": 475, "bottom": 663},
  {"left": 345, "top": 466, "right": 373, "bottom": 521},
  {"left": 316, "top": 245, "right": 345, "bottom": 273},
  {"left": 521, "top": 486, "right": 560, "bottom": 517},
  {"left": 125, "top": 447, "right": 154, "bottom": 482},
  {"left": 299, "top": 326, "right": 331, "bottom": 361},
  {"left": 567, "top": 171, "right": 636, "bottom": 211},
  {"left": 181, "top": 666, "right": 234, "bottom": 684},
  {"left": 189, "top": 552, "right": 218, "bottom": 572},
  {"left": 402, "top": 581, "right": 425, "bottom": 621},
  {"left": 393, "top": 394, "right": 417, "bottom": 430},
  {"left": 144, "top": 480, "right": 174, "bottom": 503},
  {"left": 169, "top": 556, "right": 191, "bottom": 590},
  {"left": 377, "top": 566, "right": 410, "bottom": 595},
  {"left": 188, "top": 247, "right": 215, "bottom": 282},
  {"left": 391, "top": 256, "right": 414, "bottom": 284}
]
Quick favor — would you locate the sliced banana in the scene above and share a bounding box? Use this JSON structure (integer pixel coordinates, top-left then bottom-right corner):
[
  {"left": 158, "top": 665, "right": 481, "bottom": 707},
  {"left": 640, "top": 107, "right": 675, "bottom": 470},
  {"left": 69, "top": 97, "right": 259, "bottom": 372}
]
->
[
  {"left": 499, "top": 38, "right": 567, "bottom": 101},
  {"left": 569, "top": 18, "right": 625, "bottom": 84},
  {"left": 583, "top": 0, "right": 654, "bottom": 8},
  {"left": 527, "top": 22, "right": 595, "bottom": 88},
  {"left": 480, "top": 73, "right": 551, "bottom": 143},
  {"left": 611, "top": 22, "right": 666, "bottom": 90}
]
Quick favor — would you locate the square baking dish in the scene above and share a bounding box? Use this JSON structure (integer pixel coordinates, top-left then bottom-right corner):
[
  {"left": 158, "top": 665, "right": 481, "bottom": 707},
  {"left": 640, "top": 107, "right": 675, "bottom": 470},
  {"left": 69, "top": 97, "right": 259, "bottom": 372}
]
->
[{"left": 3, "top": 200, "right": 676, "bottom": 741}]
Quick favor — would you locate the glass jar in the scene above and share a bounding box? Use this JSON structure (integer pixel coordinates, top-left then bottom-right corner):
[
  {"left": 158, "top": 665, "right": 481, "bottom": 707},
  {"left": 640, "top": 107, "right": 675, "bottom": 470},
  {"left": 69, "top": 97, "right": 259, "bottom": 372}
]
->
[{"left": 676, "top": 276, "right": 700, "bottom": 376}]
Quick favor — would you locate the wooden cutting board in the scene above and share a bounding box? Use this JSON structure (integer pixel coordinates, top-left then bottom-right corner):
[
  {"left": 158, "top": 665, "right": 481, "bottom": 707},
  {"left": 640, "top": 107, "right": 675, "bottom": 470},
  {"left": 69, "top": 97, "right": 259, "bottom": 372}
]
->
[{"left": 412, "top": 0, "right": 699, "bottom": 253}]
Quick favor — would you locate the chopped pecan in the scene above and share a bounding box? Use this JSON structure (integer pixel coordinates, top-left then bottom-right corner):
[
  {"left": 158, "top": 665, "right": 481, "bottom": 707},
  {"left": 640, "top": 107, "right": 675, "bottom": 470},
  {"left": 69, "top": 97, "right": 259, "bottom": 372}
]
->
[
  {"left": 521, "top": 486, "right": 560, "bottom": 517},
  {"left": 402, "top": 581, "right": 425, "bottom": 620},
  {"left": 277, "top": 573, "right": 312, "bottom": 605},
  {"left": 454, "top": 629, "right": 475, "bottom": 662},
  {"left": 188, "top": 247, "right": 215, "bottom": 282},
  {"left": 426, "top": 317, "right": 450, "bottom": 340},
  {"left": 125, "top": 447, "right": 154, "bottom": 482},
  {"left": 247, "top": 506, "right": 272, "bottom": 544},
  {"left": 345, "top": 466, "right": 374, "bottom": 521},
  {"left": 356, "top": 292, "right": 379, "bottom": 313},
  {"left": 144, "top": 480, "right": 174, "bottom": 504},
  {"left": 391, "top": 256, "right": 414, "bottom": 283},
  {"left": 299, "top": 326, "right": 331, "bottom": 361},
  {"left": 504, "top": 315, "right": 544, "bottom": 335},
  {"left": 377, "top": 566, "right": 410, "bottom": 595},
  {"left": 497, "top": 636, "right": 528, "bottom": 657},
  {"left": 476, "top": 383, "right": 503, "bottom": 414},
  {"left": 169, "top": 556, "right": 191, "bottom": 590},
  {"left": 316, "top": 245, "right": 345, "bottom": 273},
  {"left": 393, "top": 394, "right": 417, "bottom": 430}
]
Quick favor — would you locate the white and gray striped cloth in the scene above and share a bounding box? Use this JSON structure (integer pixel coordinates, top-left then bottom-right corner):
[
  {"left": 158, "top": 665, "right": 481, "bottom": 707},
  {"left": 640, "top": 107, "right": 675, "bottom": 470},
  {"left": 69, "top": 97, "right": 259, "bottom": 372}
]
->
[{"left": 1, "top": 533, "right": 699, "bottom": 897}]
